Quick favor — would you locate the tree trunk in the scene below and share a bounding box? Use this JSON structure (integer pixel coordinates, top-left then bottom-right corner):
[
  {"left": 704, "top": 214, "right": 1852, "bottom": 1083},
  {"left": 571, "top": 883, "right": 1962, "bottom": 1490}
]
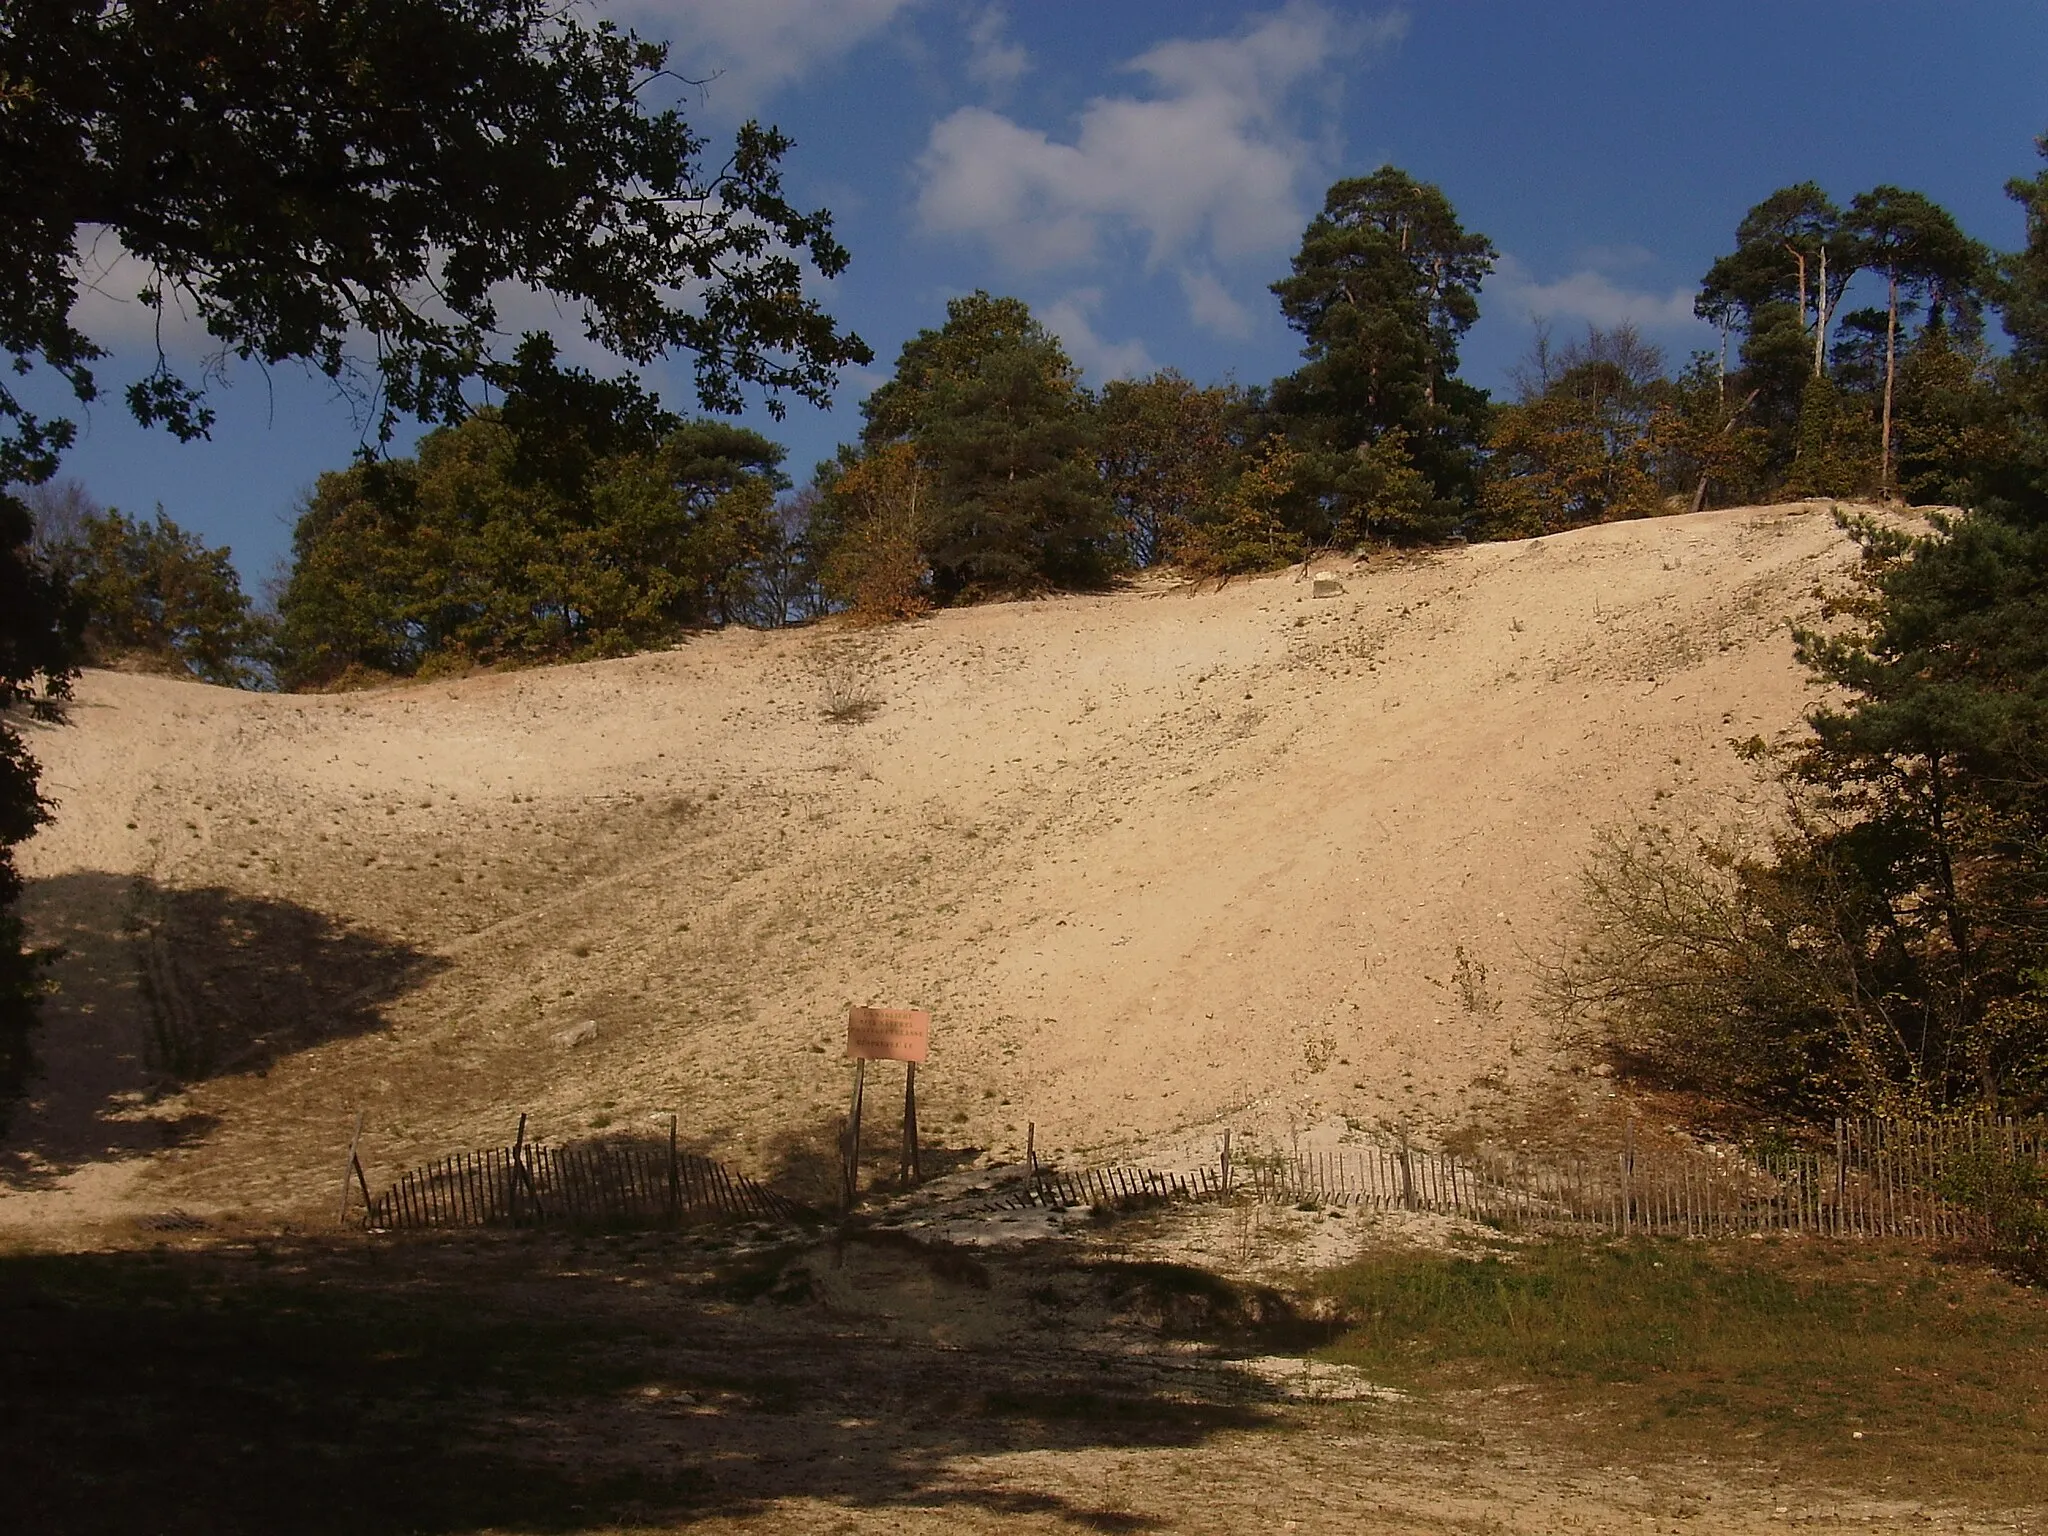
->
[
  {"left": 1785, "top": 245, "right": 1810, "bottom": 344},
  {"left": 1812, "top": 244, "right": 1830, "bottom": 377},
  {"left": 1880, "top": 270, "right": 1899, "bottom": 501},
  {"left": 1924, "top": 751, "right": 1989, "bottom": 1103}
]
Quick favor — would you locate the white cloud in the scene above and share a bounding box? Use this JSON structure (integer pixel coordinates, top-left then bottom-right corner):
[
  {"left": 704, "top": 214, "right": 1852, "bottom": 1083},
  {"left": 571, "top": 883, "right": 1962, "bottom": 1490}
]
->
[
  {"left": 915, "top": 3, "right": 1405, "bottom": 330},
  {"left": 625, "top": 0, "right": 921, "bottom": 108},
  {"left": 67, "top": 227, "right": 211, "bottom": 355},
  {"left": 1040, "top": 291, "right": 1156, "bottom": 383},
  {"left": 966, "top": 5, "right": 1029, "bottom": 91},
  {"left": 1178, "top": 267, "right": 1255, "bottom": 339},
  {"left": 1490, "top": 253, "right": 1704, "bottom": 334}
]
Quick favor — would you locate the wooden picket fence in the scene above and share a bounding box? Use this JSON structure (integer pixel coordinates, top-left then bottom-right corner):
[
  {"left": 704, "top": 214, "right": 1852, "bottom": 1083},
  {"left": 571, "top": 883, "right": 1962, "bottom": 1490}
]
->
[
  {"left": 364, "top": 1128, "right": 809, "bottom": 1232},
  {"left": 1003, "top": 1116, "right": 2046, "bottom": 1241}
]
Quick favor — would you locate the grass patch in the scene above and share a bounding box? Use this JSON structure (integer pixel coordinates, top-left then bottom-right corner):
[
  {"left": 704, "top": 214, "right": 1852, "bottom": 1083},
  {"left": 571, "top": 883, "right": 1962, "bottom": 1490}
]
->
[{"left": 1317, "top": 1238, "right": 2048, "bottom": 1505}]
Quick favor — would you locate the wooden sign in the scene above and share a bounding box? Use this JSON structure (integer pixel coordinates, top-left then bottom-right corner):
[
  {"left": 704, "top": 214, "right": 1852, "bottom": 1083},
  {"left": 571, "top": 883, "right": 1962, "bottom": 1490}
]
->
[{"left": 846, "top": 1005, "right": 930, "bottom": 1063}]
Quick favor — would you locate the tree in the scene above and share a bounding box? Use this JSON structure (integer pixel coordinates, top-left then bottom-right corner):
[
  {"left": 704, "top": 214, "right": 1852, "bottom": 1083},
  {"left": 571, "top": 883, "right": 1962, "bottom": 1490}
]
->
[
  {"left": 274, "top": 408, "right": 787, "bottom": 686},
  {"left": 1174, "top": 436, "right": 1305, "bottom": 578},
  {"left": 1781, "top": 373, "right": 1879, "bottom": 499},
  {"left": 1697, "top": 185, "right": 1865, "bottom": 480},
  {"left": 1479, "top": 323, "right": 1672, "bottom": 538},
  {"left": 1267, "top": 168, "right": 1496, "bottom": 536},
  {"left": 0, "top": 493, "right": 75, "bottom": 1123},
  {"left": 861, "top": 293, "right": 1046, "bottom": 449},
  {"left": 855, "top": 292, "right": 1117, "bottom": 598},
  {"left": 1562, "top": 138, "right": 2048, "bottom": 1122},
  {"left": 1699, "top": 183, "right": 1862, "bottom": 381},
  {"left": 19, "top": 479, "right": 95, "bottom": 560},
  {"left": 1096, "top": 371, "right": 1252, "bottom": 566},
  {"left": 814, "top": 443, "right": 933, "bottom": 623},
  {"left": 51, "top": 505, "right": 269, "bottom": 687},
  {"left": 1847, "top": 187, "right": 1991, "bottom": 498},
  {"left": 2, "top": 0, "right": 869, "bottom": 483},
  {"left": 742, "top": 488, "right": 831, "bottom": 629},
  {"left": 1998, "top": 133, "right": 2048, "bottom": 399}
]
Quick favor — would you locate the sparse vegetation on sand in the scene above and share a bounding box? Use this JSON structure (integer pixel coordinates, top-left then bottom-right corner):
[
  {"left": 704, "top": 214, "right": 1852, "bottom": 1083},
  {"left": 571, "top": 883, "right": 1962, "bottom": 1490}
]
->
[{"left": 1319, "top": 1238, "right": 2048, "bottom": 1506}]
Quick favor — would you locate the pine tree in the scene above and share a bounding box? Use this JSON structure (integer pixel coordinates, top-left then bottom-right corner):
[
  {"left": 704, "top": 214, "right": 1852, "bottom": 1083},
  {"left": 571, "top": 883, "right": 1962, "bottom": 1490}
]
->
[
  {"left": 1267, "top": 169, "right": 1496, "bottom": 538},
  {"left": 856, "top": 293, "right": 1117, "bottom": 597}
]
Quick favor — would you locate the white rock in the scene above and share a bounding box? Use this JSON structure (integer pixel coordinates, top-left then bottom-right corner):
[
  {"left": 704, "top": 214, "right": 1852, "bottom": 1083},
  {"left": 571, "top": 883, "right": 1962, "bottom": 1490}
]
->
[
  {"left": 554, "top": 1020, "right": 599, "bottom": 1049},
  {"left": 1312, "top": 575, "right": 1345, "bottom": 598}
]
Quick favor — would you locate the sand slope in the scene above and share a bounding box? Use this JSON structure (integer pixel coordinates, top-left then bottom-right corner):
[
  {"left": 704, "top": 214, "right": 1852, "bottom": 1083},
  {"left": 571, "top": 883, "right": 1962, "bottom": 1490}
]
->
[{"left": 4, "top": 502, "right": 1867, "bottom": 1229}]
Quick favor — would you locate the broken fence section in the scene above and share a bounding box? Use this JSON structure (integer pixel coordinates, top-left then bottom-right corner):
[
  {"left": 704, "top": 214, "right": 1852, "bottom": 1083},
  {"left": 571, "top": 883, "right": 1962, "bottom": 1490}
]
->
[
  {"left": 365, "top": 1137, "right": 810, "bottom": 1232},
  {"left": 1001, "top": 1116, "right": 2045, "bottom": 1241}
]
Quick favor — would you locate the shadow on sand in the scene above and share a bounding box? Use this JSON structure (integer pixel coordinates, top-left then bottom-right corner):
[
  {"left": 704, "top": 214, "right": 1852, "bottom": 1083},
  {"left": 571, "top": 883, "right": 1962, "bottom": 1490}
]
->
[
  {"left": 0, "top": 1227, "right": 1322, "bottom": 1535},
  {"left": 3, "top": 872, "right": 446, "bottom": 1185}
]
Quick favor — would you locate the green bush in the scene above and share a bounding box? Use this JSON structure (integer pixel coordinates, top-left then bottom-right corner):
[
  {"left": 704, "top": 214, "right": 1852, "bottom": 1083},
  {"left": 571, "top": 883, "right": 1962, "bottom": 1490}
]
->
[{"left": 1943, "top": 1150, "right": 2048, "bottom": 1283}]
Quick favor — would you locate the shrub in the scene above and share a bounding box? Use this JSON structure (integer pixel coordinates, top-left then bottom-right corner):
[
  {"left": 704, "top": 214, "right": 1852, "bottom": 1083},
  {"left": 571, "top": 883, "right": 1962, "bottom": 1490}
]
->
[{"left": 1943, "top": 1150, "right": 2048, "bottom": 1284}]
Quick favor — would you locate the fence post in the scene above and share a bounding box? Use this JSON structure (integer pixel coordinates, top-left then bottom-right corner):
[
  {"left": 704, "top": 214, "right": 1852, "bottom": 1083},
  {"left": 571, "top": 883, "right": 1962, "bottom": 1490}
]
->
[
  {"left": 338, "top": 1109, "right": 368, "bottom": 1228},
  {"left": 1398, "top": 1125, "right": 1416, "bottom": 1212},
  {"left": 1622, "top": 1118, "right": 1636, "bottom": 1232},
  {"left": 841, "top": 1058, "right": 867, "bottom": 1214},
  {"left": 1220, "top": 1129, "right": 1232, "bottom": 1195},
  {"left": 1843, "top": 1122, "right": 1859, "bottom": 1236},
  {"left": 668, "top": 1114, "right": 681, "bottom": 1221}
]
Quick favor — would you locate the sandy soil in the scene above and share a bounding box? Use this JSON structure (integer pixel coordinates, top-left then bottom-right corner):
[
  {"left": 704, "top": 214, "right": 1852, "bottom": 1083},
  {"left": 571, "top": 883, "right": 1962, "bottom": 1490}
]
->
[{"left": 4, "top": 502, "right": 1869, "bottom": 1237}]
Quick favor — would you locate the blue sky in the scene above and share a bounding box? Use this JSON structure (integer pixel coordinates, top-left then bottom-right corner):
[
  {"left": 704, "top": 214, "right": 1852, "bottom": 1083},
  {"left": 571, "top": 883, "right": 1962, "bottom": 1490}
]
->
[{"left": 38, "top": 0, "right": 2048, "bottom": 589}]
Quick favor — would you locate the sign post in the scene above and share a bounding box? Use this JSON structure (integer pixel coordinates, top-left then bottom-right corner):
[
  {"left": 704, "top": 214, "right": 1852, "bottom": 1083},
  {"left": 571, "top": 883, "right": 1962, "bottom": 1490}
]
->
[{"left": 843, "top": 1006, "right": 930, "bottom": 1211}]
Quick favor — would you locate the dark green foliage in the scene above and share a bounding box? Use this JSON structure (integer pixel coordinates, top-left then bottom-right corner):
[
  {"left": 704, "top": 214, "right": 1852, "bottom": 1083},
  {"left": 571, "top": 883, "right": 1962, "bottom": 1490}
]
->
[
  {"left": 852, "top": 292, "right": 1118, "bottom": 599},
  {"left": 1697, "top": 185, "right": 1858, "bottom": 479},
  {"left": 1893, "top": 334, "right": 2013, "bottom": 507},
  {"left": 861, "top": 292, "right": 1048, "bottom": 449},
  {"left": 1172, "top": 436, "right": 1310, "bottom": 579},
  {"left": 1267, "top": 169, "right": 1496, "bottom": 539},
  {"left": 1782, "top": 373, "right": 1879, "bottom": 498},
  {"left": 1, "top": 0, "right": 868, "bottom": 483},
  {"left": 48, "top": 506, "right": 269, "bottom": 687},
  {"left": 1689, "top": 181, "right": 1991, "bottom": 503},
  {"left": 1699, "top": 183, "right": 1861, "bottom": 356},
  {"left": 0, "top": 491, "right": 78, "bottom": 1124},
  {"left": 1556, "top": 139, "right": 2048, "bottom": 1120},
  {"left": 2001, "top": 135, "right": 2048, "bottom": 396},
  {"left": 275, "top": 408, "right": 787, "bottom": 686},
  {"left": 1791, "top": 504, "right": 2048, "bottom": 1112},
  {"left": 1846, "top": 186, "right": 1992, "bottom": 496}
]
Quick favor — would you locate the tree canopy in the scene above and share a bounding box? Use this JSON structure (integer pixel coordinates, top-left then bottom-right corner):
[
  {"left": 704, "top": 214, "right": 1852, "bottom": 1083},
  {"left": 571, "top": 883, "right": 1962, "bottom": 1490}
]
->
[
  {"left": 846, "top": 292, "right": 1117, "bottom": 599},
  {"left": 1267, "top": 168, "right": 1497, "bottom": 538},
  {"left": 47, "top": 501, "right": 269, "bottom": 687},
  {"left": 0, "top": 0, "right": 870, "bottom": 483},
  {"left": 275, "top": 407, "right": 787, "bottom": 686}
]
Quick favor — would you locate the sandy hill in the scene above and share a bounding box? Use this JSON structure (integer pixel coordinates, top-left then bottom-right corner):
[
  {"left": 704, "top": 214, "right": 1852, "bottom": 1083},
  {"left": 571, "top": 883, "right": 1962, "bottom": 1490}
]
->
[{"left": 3, "top": 502, "right": 1870, "bottom": 1236}]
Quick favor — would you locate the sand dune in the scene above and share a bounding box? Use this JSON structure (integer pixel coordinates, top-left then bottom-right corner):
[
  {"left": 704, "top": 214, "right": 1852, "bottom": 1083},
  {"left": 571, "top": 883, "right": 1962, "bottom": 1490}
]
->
[{"left": 4, "top": 502, "right": 1870, "bottom": 1233}]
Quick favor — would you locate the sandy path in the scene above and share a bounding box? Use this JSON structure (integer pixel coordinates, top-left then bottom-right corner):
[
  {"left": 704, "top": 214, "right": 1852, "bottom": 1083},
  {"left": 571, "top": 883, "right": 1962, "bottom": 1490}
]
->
[{"left": 3, "top": 502, "right": 1868, "bottom": 1234}]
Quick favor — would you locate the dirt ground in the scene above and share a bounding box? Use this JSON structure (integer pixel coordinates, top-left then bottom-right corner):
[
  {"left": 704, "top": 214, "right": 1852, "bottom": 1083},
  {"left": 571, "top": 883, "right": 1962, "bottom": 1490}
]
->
[
  {"left": 3, "top": 501, "right": 1877, "bottom": 1240},
  {"left": 8, "top": 1190, "right": 2039, "bottom": 1536}
]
